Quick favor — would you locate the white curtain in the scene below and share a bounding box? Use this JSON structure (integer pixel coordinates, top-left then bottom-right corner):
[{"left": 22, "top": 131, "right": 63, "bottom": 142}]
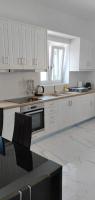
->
[{"left": 50, "top": 46, "right": 65, "bottom": 82}]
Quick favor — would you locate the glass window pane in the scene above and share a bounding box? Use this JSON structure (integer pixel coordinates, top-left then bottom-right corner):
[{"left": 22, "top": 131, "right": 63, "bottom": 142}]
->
[
  {"left": 40, "top": 72, "right": 47, "bottom": 81},
  {"left": 51, "top": 48, "right": 64, "bottom": 81}
]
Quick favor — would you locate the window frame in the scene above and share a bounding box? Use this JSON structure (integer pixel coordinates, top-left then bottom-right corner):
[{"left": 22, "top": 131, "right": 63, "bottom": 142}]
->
[
  {"left": 50, "top": 46, "right": 65, "bottom": 83},
  {"left": 40, "top": 44, "right": 65, "bottom": 85}
]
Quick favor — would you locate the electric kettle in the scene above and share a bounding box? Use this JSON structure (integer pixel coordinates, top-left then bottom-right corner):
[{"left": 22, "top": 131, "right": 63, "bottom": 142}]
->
[{"left": 35, "top": 85, "right": 44, "bottom": 96}]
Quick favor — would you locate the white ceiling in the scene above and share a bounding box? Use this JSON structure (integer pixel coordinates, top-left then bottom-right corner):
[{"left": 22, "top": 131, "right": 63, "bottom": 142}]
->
[
  {"left": 0, "top": 0, "right": 95, "bottom": 22},
  {"left": 34, "top": 0, "right": 95, "bottom": 21}
]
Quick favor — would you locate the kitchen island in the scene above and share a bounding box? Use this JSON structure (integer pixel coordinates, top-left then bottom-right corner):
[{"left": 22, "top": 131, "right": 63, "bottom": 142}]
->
[{"left": 0, "top": 137, "right": 62, "bottom": 200}]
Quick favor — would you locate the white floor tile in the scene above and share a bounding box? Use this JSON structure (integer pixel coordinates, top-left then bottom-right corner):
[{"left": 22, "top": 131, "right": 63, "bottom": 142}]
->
[{"left": 31, "top": 118, "right": 95, "bottom": 200}]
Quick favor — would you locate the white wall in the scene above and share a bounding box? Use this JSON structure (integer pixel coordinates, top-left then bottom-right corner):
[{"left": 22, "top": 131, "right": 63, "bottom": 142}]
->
[
  {"left": 0, "top": 0, "right": 95, "bottom": 99},
  {"left": 0, "top": 72, "right": 40, "bottom": 100},
  {"left": 69, "top": 71, "right": 95, "bottom": 88},
  {"left": 0, "top": 0, "right": 95, "bottom": 39}
]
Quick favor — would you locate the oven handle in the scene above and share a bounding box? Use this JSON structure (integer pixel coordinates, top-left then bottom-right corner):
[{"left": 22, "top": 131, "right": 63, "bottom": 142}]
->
[{"left": 25, "top": 109, "right": 44, "bottom": 115}]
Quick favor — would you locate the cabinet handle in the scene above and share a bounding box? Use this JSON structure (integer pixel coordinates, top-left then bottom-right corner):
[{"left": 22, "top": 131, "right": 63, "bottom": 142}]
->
[
  {"left": 17, "top": 58, "right": 20, "bottom": 65},
  {"left": 32, "top": 58, "right": 38, "bottom": 66},
  {"left": 5, "top": 57, "right": 8, "bottom": 64},
  {"left": 32, "top": 58, "right": 35, "bottom": 65},
  {"left": 90, "top": 101, "right": 92, "bottom": 106},
  {"left": 70, "top": 100, "right": 72, "bottom": 106},
  {"left": 68, "top": 100, "right": 70, "bottom": 106},
  {"left": 22, "top": 57, "right": 25, "bottom": 65},
  {"left": 35, "top": 58, "right": 38, "bottom": 66},
  {"left": 28, "top": 185, "right": 31, "bottom": 200},
  {"left": 18, "top": 190, "right": 22, "bottom": 200},
  {"left": 68, "top": 100, "right": 72, "bottom": 106},
  {"left": 2, "top": 56, "right": 4, "bottom": 64}
]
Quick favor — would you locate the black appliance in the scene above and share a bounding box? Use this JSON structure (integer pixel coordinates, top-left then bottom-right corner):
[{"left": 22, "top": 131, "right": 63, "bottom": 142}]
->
[
  {"left": 69, "top": 87, "right": 89, "bottom": 92},
  {"left": 13, "top": 103, "right": 44, "bottom": 149},
  {"left": 7, "top": 97, "right": 44, "bottom": 135},
  {"left": 85, "top": 82, "right": 92, "bottom": 89},
  {"left": 0, "top": 137, "right": 62, "bottom": 200},
  {"left": 20, "top": 103, "right": 44, "bottom": 134}
]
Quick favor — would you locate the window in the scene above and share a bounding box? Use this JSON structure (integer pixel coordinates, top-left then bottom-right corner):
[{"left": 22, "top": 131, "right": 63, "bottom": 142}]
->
[
  {"left": 40, "top": 42, "right": 69, "bottom": 84},
  {"left": 50, "top": 46, "right": 64, "bottom": 82}
]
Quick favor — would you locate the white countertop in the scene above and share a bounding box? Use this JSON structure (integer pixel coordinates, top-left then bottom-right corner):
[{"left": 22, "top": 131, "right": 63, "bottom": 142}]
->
[{"left": 1, "top": 89, "right": 95, "bottom": 109}]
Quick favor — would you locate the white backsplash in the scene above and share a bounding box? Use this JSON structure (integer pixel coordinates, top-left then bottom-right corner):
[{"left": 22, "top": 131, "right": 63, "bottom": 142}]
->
[
  {"left": 43, "top": 84, "right": 64, "bottom": 94},
  {"left": 69, "top": 71, "right": 95, "bottom": 88},
  {"left": 43, "top": 85, "right": 54, "bottom": 94},
  {"left": 1, "top": 70, "right": 95, "bottom": 101},
  {"left": 0, "top": 72, "right": 40, "bottom": 100}
]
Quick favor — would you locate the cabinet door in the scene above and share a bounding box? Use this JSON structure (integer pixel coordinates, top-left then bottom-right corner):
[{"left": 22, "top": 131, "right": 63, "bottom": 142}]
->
[
  {"left": 58, "top": 99, "right": 71, "bottom": 130},
  {"left": 19, "top": 23, "right": 26, "bottom": 66},
  {"left": 69, "top": 38, "right": 80, "bottom": 71},
  {"left": 79, "top": 38, "right": 89, "bottom": 68},
  {"left": 3, "top": 21, "right": 10, "bottom": 66},
  {"left": 10, "top": 22, "right": 20, "bottom": 68},
  {"left": 45, "top": 101, "right": 58, "bottom": 133},
  {"left": 89, "top": 42, "right": 95, "bottom": 69},
  {"left": 70, "top": 96, "right": 84, "bottom": 124},
  {"left": 80, "top": 94, "right": 92, "bottom": 120},
  {"left": 89, "top": 93, "right": 95, "bottom": 117},
  {"left": 80, "top": 38, "right": 95, "bottom": 70},
  {"left": 70, "top": 37, "right": 95, "bottom": 71},
  {"left": 37, "top": 27, "right": 47, "bottom": 71},
  {"left": 24, "top": 24, "right": 33, "bottom": 69},
  {"left": 0, "top": 20, "right": 10, "bottom": 68},
  {"left": 10, "top": 22, "right": 26, "bottom": 69},
  {"left": 72, "top": 94, "right": 94, "bottom": 122},
  {"left": 0, "top": 21, "right": 5, "bottom": 67},
  {"left": 32, "top": 26, "right": 47, "bottom": 71}
]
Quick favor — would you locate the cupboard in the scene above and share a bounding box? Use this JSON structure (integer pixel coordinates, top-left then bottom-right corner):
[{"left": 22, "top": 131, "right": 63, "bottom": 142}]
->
[{"left": 0, "top": 18, "right": 47, "bottom": 71}]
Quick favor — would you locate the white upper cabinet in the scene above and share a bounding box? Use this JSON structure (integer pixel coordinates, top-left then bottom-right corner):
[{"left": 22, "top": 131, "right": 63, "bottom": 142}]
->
[
  {"left": 0, "top": 19, "right": 10, "bottom": 68},
  {"left": 36, "top": 27, "right": 47, "bottom": 71},
  {"left": 9, "top": 21, "right": 26, "bottom": 69},
  {"left": 69, "top": 37, "right": 95, "bottom": 71},
  {"left": 25, "top": 24, "right": 33, "bottom": 68},
  {"left": 26, "top": 25, "right": 47, "bottom": 71},
  {"left": 0, "top": 18, "right": 47, "bottom": 71}
]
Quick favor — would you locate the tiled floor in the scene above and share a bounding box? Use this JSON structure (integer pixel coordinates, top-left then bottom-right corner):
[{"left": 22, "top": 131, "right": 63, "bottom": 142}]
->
[{"left": 31, "top": 118, "right": 95, "bottom": 200}]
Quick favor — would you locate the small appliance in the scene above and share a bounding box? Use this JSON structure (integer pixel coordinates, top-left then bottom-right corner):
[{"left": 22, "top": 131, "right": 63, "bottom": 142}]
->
[
  {"left": 35, "top": 85, "right": 44, "bottom": 96},
  {"left": 85, "top": 82, "right": 92, "bottom": 89},
  {"left": 69, "top": 87, "right": 89, "bottom": 93}
]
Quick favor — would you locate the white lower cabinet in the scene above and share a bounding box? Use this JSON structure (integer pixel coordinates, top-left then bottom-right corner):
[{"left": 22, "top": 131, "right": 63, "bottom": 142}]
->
[
  {"left": 58, "top": 94, "right": 95, "bottom": 131},
  {"left": 44, "top": 93, "right": 95, "bottom": 135},
  {"left": 2, "top": 107, "right": 20, "bottom": 141},
  {"left": 44, "top": 101, "right": 58, "bottom": 134},
  {"left": 57, "top": 97, "right": 82, "bottom": 130},
  {"left": 58, "top": 99, "right": 71, "bottom": 130},
  {"left": 89, "top": 93, "right": 95, "bottom": 118}
]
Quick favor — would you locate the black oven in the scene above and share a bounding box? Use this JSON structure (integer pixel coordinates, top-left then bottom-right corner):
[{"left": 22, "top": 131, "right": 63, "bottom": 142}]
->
[{"left": 20, "top": 103, "right": 44, "bottom": 134}]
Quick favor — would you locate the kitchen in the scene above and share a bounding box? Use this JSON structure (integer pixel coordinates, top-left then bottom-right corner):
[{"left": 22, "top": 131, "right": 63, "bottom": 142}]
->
[{"left": 0, "top": 0, "right": 95, "bottom": 200}]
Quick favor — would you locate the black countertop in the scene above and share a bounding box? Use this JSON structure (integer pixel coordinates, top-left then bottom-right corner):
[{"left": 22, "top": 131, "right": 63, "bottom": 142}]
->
[{"left": 0, "top": 137, "right": 61, "bottom": 200}]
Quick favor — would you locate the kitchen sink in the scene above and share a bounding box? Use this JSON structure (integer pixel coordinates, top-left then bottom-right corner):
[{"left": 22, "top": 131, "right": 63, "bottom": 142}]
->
[
  {"left": 8, "top": 96, "right": 39, "bottom": 104},
  {"left": 50, "top": 92, "right": 79, "bottom": 97}
]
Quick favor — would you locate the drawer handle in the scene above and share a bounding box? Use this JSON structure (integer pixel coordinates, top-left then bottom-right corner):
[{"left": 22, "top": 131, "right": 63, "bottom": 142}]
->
[
  {"left": 28, "top": 185, "right": 31, "bottom": 200},
  {"left": 18, "top": 190, "right": 22, "bottom": 200}
]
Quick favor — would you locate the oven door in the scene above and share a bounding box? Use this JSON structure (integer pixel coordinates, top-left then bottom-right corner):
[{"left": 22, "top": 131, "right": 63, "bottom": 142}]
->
[{"left": 26, "top": 108, "right": 44, "bottom": 134}]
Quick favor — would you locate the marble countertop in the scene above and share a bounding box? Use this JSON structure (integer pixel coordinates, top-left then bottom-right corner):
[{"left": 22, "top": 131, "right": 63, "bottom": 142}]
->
[
  {"left": 1, "top": 89, "right": 95, "bottom": 109},
  {"left": 0, "top": 101, "right": 19, "bottom": 109}
]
